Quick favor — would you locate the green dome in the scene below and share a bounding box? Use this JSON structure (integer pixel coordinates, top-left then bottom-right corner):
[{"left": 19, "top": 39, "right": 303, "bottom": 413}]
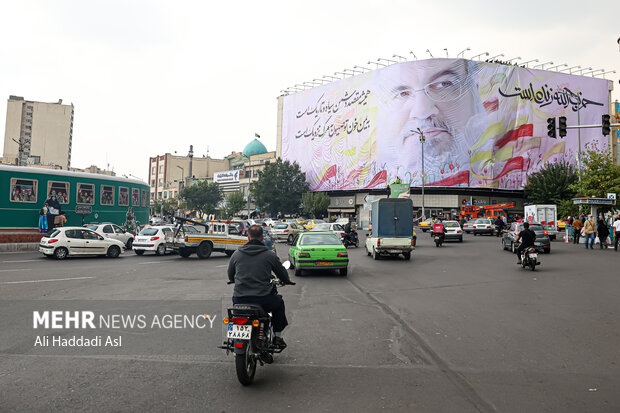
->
[{"left": 242, "top": 139, "right": 268, "bottom": 157}]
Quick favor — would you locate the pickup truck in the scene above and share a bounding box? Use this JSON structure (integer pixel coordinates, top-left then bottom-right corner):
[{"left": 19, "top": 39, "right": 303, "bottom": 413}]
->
[
  {"left": 166, "top": 217, "right": 248, "bottom": 259},
  {"left": 365, "top": 198, "right": 415, "bottom": 260}
]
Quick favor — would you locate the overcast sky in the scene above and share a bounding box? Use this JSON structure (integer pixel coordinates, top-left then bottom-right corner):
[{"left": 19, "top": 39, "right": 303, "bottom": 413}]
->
[{"left": 1, "top": 0, "right": 618, "bottom": 181}]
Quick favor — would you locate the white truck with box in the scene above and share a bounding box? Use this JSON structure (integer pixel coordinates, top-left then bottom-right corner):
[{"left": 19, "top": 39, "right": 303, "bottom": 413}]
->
[
  {"left": 365, "top": 198, "right": 415, "bottom": 260},
  {"left": 524, "top": 204, "right": 558, "bottom": 240}
]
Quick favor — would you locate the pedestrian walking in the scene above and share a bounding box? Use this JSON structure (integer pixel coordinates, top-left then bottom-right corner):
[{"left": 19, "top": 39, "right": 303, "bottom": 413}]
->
[
  {"left": 613, "top": 215, "right": 620, "bottom": 251},
  {"left": 597, "top": 218, "right": 610, "bottom": 249},
  {"left": 572, "top": 217, "right": 583, "bottom": 244},
  {"left": 607, "top": 214, "right": 614, "bottom": 244},
  {"left": 567, "top": 216, "right": 573, "bottom": 242},
  {"left": 583, "top": 215, "right": 596, "bottom": 249}
]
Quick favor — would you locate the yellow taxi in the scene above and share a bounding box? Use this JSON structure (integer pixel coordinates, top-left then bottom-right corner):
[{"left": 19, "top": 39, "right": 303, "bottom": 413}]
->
[
  {"left": 419, "top": 218, "right": 433, "bottom": 232},
  {"left": 303, "top": 219, "right": 326, "bottom": 230}
]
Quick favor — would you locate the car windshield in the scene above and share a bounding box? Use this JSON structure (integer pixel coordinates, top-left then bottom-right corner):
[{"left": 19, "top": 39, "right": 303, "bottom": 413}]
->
[
  {"left": 522, "top": 224, "right": 544, "bottom": 232},
  {"left": 300, "top": 233, "right": 342, "bottom": 246},
  {"left": 444, "top": 221, "right": 459, "bottom": 227},
  {"left": 478, "top": 219, "right": 492, "bottom": 224},
  {"left": 139, "top": 228, "right": 158, "bottom": 236},
  {"left": 311, "top": 224, "right": 331, "bottom": 231},
  {"left": 85, "top": 225, "right": 98, "bottom": 231},
  {"left": 274, "top": 224, "right": 287, "bottom": 229}
]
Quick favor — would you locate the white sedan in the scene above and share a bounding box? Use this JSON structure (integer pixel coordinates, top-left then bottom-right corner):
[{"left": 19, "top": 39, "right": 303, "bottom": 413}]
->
[
  {"left": 133, "top": 226, "right": 173, "bottom": 256},
  {"left": 39, "top": 227, "right": 125, "bottom": 260},
  {"left": 85, "top": 223, "right": 135, "bottom": 249},
  {"left": 310, "top": 223, "right": 346, "bottom": 241}
]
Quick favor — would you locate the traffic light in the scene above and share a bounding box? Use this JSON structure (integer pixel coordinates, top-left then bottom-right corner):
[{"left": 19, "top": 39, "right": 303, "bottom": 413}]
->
[
  {"left": 546, "top": 117, "right": 556, "bottom": 138},
  {"left": 558, "top": 116, "right": 567, "bottom": 138},
  {"left": 602, "top": 114, "right": 611, "bottom": 136}
]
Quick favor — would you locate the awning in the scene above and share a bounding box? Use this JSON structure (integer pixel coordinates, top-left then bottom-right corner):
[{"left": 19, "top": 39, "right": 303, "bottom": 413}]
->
[{"left": 328, "top": 208, "right": 356, "bottom": 213}]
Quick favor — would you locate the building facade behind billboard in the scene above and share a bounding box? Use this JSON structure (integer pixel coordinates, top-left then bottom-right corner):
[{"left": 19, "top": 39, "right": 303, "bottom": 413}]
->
[{"left": 280, "top": 58, "right": 610, "bottom": 191}]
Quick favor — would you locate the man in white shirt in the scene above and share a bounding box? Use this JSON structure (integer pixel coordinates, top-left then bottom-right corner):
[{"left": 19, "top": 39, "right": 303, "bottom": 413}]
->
[{"left": 613, "top": 215, "right": 620, "bottom": 251}]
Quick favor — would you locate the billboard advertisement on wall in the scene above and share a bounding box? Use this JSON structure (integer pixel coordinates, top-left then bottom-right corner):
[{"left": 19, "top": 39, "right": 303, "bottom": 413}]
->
[
  {"left": 213, "top": 170, "right": 240, "bottom": 183},
  {"left": 280, "top": 58, "right": 610, "bottom": 191}
]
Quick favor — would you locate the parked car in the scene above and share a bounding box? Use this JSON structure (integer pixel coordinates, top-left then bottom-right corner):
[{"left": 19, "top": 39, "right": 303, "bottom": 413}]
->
[
  {"left": 501, "top": 222, "right": 551, "bottom": 254},
  {"left": 287, "top": 232, "right": 349, "bottom": 276},
  {"left": 443, "top": 220, "right": 463, "bottom": 242},
  {"left": 310, "top": 223, "right": 346, "bottom": 241},
  {"left": 39, "top": 227, "right": 125, "bottom": 260},
  {"left": 271, "top": 222, "right": 305, "bottom": 243},
  {"left": 85, "top": 223, "right": 135, "bottom": 249},
  {"left": 472, "top": 218, "right": 494, "bottom": 236},
  {"left": 263, "top": 218, "right": 278, "bottom": 227},
  {"left": 133, "top": 226, "right": 174, "bottom": 256}
]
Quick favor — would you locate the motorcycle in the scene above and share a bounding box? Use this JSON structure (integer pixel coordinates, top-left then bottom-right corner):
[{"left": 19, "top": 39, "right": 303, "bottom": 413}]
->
[
  {"left": 520, "top": 247, "right": 540, "bottom": 271},
  {"left": 343, "top": 230, "right": 359, "bottom": 248},
  {"left": 219, "top": 262, "right": 295, "bottom": 386},
  {"left": 432, "top": 232, "right": 444, "bottom": 247}
]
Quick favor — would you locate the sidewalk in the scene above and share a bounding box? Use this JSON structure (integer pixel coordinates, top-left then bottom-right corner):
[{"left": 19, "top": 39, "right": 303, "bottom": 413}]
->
[{"left": 0, "top": 243, "right": 39, "bottom": 252}]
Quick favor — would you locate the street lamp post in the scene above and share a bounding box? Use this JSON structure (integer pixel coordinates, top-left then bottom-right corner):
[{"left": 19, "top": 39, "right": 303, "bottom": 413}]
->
[
  {"left": 411, "top": 128, "right": 426, "bottom": 219},
  {"left": 471, "top": 52, "right": 489, "bottom": 60},
  {"left": 521, "top": 58, "right": 539, "bottom": 67},
  {"left": 457, "top": 47, "right": 470, "bottom": 58},
  {"left": 176, "top": 165, "right": 185, "bottom": 195}
]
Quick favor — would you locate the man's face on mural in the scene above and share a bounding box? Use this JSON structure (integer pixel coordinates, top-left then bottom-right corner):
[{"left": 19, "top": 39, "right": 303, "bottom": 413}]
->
[{"left": 379, "top": 59, "right": 483, "bottom": 164}]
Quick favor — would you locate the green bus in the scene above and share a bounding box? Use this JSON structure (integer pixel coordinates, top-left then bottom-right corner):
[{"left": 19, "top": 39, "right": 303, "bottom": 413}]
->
[{"left": 1, "top": 165, "right": 149, "bottom": 230}]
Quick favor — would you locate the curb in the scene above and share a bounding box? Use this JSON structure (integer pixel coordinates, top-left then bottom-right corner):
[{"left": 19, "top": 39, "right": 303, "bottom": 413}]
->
[{"left": 0, "top": 243, "right": 39, "bottom": 252}]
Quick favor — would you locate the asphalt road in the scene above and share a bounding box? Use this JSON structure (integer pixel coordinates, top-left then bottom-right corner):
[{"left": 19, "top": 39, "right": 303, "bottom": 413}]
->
[{"left": 1, "top": 232, "right": 619, "bottom": 412}]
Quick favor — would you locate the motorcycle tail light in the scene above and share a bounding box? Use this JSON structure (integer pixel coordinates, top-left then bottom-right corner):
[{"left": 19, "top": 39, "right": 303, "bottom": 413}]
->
[
  {"left": 298, "top": 253, "right": 310, "bottom": 258},
  {"left": 544, "top": 231, "right": 548, "bottom": 235},
  {"left": 222, "top": 317, "right": 230, "bottom": 325},
  {"left": 48, "top": 239, "right": 59, "bottom": 244},
  {"left": 231, "top": 317, "right": 248, "bottom": 325},
  {"left": 337, "top": 252, "right": 348, "bottom": 257},
  {"left": 235, "top": 343, "right": 244, "bottom": 348},
  {"left": 150, "top": 236, "right": 159, "bottom": 241},
  {"left": 252, "top": 320, "right": 260, "bottom": 327}
]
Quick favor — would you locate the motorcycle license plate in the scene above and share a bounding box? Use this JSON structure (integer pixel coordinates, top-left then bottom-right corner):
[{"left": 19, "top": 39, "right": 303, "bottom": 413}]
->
[
  {"left": 227, "top": 324, "right": 251, "bottom": 340},
  {"left": 434, "top": 236, "right": 440, "bottom": 239},
  {"left": 529, "top": 253, "right": 538, "bottom": 259},
  {"left": 316, "top": 261, "right": 332, "bottom": 266}
]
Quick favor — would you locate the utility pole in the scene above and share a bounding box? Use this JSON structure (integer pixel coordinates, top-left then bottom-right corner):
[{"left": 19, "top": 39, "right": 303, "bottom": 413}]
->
[{"left": 411, "top": 128, "right": 426, "bottom": 219}]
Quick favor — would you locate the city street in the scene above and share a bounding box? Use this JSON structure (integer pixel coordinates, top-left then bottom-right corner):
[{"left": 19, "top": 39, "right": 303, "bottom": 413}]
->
[{"left": 1, "top": 233, "right": 619, "bottom": 412}]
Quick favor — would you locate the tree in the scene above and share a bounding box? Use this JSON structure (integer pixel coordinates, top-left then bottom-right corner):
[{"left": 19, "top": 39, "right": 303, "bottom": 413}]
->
[
  {"left": 570, "top": 143, "right": 620, "bottom": 214},
  {"left": 524, "top": 161, "right": 578, "bottom": 205},
  {"left": 302, "top": 191, "right": 330, "bottom": 218},
  {"left": 250, "top": 159, "right": 309, "bottom": 216},
  {"left": 225, "top": 191, "right": 245, "bottom": 218},
  {"left": 179, "top": 180, "right": 222, "bottom": 218},
  {"left": 152, "top": 198, "right": 178, "bottom": 215}
]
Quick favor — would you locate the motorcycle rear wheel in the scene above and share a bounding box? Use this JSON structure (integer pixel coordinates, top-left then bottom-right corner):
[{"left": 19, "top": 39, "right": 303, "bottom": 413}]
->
[{"left": 235, "top": 342, "right": 257, "bottom": 385}]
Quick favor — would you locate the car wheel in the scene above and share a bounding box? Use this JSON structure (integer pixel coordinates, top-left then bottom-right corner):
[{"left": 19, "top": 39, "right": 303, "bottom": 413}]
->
[
  {"left": 473, "top": 232, "right": 477, "bottom": 236},
  {"left": 156, "top": 244, "right": 166, "bottom": 256},
  {"left": 126, "top": 238, "right": 133, "bottom": 250},
  {"left": 501, "top": 240, "right": 506, "bottom": 250},
  {"left": 179, "top": 248, "right": 191, "bottom": 258},
  {"left": 511, "top": 242, "right": 515, "bottom": 253},
  {"left": 422, "top": 229, "right": 427, "bottom": 232},
  {"left": 135, "top": 249, "right": 145, "bottom": 256},
  {"left": 372, "top": 248, "right": 380, "bottom": 260},
  {"left": 289, "top": 258, "right": 295, "bottom": 269},
  {"left": 107, "top": 245, "right": 121, "bottom": 258},
  {"left": 544, "top": 247, "right": 550, "bottom": 254},
  {"left": 196, "top": 242, "right": 213, "bottom": 259},
  {"left": 287, "top": 234, "right": 294, "bottom": 245},
  {"left": 403, "top": 252, "right": 411, "bottom": 260},
  {"left": 459, "top": 237, "right": 463, "bottom": 243},
  {"left": 54, "top": 247, "right": 68, "bottom": 260},
  {"left": 225, "top": 250, "right": 234, "bottom": 257},
  {"left": 294, "top": 267, "right": 302, "bottom": 276},
  {"left": 339, "top": 267, "right": 348, "bottom": 276}
]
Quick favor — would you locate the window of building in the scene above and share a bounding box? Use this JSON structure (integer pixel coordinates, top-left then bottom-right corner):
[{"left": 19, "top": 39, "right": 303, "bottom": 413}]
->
[
  {"left": 151, "top": 180, "right": 156, "bottom": 186},
  {"left": 76, "top": 183, "right": 95, "bottom": 205},
  {"left": 159, "top": 165, "right": 163, "bottom": 173},
  {"left": 119, "top": 187, "right": 129, "bottom": 206},
  {"left": 132, "top": 188, "right": 140, "bottom": 206},
  {"left": 142, "top": 190, "right": 148, "bottom": 207},
  {"left": 47, "top": 181, "right": 69, "bottom": 204},
  {"left": 157, "top": 192, "right": 162, "bottom": 199},
  {"left": 163, "top": 191, "right": 167, "bottom": 198},
  {"left": 101, "top": 185, "right": 114, "bottom": 205},
  {"left": 9, "top": 178, "right": 37, "bottom": 203}
]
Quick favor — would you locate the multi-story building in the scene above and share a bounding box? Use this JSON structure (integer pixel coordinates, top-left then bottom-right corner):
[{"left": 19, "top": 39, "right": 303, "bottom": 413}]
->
[
  {"left": 148, "top": 150, "right": 233, "bottom": 201},
  {"left": 233, "top": 139, "right": 277, "bottom": 214},
  {"left": 2, "top": 95, "right": 74, "bottom": 169},
  {"left": 69, "top": 165, "right": 116, "bottom": 176}
]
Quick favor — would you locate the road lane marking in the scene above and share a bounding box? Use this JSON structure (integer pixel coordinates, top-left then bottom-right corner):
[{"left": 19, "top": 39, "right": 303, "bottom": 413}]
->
[
  {"left": 138, "top": 261, "right": 161, "bottom": 265},
  {"left": 0, "top": 276, "right": 95, "bottom": 284},
  {"left": 0, "top": 269, "right": 33, "bottom": 272},
  {"left": 215, "top": 264, "right": 228, "bottom": 268},
  {"left": 1, "top": 259, "right": 41, "bottom": 263}
]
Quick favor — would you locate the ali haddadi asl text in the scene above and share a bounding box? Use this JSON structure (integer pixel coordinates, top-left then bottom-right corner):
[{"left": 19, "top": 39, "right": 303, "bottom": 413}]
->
[{"left": 34, "top": 335, "right": 121, "bottom": 347}]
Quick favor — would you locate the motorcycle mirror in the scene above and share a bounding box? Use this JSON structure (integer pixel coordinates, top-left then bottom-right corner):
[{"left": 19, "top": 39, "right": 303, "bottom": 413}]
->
[{"left": 282, "top": 260, "right": 291, "bottom": 269}]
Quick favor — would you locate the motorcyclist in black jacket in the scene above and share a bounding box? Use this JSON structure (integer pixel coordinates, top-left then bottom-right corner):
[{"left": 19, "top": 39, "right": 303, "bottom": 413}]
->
[
  {"left": 494, "top": 216, "right": 506, "bottom": 237},
  {"left": 515, "top": 222, "right": 536, "bottom": 264}
]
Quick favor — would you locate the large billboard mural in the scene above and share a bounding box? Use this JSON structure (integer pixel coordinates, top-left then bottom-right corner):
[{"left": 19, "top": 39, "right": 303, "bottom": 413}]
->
[{"left": 280, "top": 58, "right": 610, "bottom": 190}]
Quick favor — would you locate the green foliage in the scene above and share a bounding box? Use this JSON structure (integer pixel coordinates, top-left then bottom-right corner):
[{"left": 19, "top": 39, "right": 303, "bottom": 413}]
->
[
  {"left": 523, "top": 161, "right": 578, "bottom": 205},
  {"left": 225, "top": 191, "right": 245, "bottom": 218},
  {"left": 152, "top": 198, "right": 178, "bottom": 215},
  {"left": 179, "top": 180, "right": 223, "bottom": 218},
  {"left": 570, "top": 144, "right": 620, "bottom": 214},
  {"left": 250, "top": 159, "right": 309, "bottom": 215},
  {"left": 557, "top": 199, "right": 580, "bottom": 220},
  {"left": 301, "top": 191, "right": 330, "bottom": 218}
]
